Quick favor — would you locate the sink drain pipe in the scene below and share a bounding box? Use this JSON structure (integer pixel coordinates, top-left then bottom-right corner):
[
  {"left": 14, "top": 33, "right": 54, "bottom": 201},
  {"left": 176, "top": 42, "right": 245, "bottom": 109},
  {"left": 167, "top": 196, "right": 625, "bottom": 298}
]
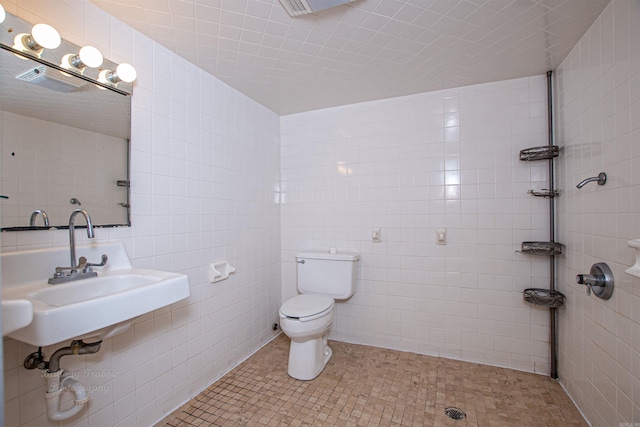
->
[
  {"left": 43, "top": 340, "right": 102, "bottom": 421},
  {"left": 45, "top": 371, "right": 88, "bottom": 421}
]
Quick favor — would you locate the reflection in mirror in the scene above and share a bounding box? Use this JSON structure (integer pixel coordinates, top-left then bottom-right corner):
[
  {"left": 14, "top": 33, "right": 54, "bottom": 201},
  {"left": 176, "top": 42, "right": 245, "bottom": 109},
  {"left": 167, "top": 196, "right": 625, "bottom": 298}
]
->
[{"left": 0, "top": 10, "right": 132, "bottom": 230}]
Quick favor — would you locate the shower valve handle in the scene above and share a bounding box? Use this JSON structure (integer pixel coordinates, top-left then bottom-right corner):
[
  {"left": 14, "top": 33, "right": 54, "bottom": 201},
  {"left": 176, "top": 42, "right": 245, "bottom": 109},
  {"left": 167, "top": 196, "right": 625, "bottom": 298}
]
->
[
  {"left": 576, "top": 273, "right": 604, "bottom": 296},
  {"left": 576, "top": 276, "right": 592, "bottom": 295},
  {"left": 575, "top": 274, "right": 604, "bottom": 287},
  {"left": 575, "top": 263, "right": 614, "bottom": 300}
]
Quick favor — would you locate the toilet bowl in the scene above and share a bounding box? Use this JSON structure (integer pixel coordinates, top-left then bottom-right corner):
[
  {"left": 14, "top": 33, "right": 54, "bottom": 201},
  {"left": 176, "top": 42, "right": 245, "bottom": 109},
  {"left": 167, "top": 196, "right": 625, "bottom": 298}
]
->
[
  {"left": 279, "top": 251, "right": 359, "bottom": 380},
  {"left": 279, "top": 294, "right": 335, "bottom": 380}
]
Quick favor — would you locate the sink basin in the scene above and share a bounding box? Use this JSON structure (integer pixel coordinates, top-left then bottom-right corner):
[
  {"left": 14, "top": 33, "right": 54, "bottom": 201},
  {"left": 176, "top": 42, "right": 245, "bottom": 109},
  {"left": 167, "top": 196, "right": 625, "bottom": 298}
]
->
[
  {"left": 1, "top": 243, "right": 190, "bottom": 347},
  {"left": 2, "top": 299, "right": 33, "bottom": 335},
  {"left": 31, "top": 273, "right": 168, "bottom": 306}
]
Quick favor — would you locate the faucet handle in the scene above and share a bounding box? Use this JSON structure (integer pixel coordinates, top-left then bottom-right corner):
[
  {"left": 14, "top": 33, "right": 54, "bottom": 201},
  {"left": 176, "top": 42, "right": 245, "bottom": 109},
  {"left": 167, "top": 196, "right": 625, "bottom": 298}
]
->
[
  {"left": 82, "top": 254, "right": 108, "bottom": 273},
  {"left": 54, "top": 257, "right": 86, "bottom": 273}
]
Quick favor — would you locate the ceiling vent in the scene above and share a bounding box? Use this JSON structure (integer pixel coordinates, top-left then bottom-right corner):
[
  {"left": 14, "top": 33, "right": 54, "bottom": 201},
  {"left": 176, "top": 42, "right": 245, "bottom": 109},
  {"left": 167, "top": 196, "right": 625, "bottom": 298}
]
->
[
  {"left": 15, "top": 65, "right": 87, "bottom": 93},
  {"left": 278, "top": 0, "right": 356, "bottom": 17}
]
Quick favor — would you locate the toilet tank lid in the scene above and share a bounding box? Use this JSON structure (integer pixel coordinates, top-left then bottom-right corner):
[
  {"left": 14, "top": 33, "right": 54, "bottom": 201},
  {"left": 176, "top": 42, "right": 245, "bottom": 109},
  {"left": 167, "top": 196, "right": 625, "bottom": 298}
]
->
[{"left": 296, "top": 251, "right": 360, "bottom": 261}]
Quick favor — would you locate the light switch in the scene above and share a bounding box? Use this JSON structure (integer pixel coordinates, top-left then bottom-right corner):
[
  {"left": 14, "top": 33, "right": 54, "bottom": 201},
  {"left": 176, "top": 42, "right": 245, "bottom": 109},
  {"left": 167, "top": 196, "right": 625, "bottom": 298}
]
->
[
  {"left": 372, "top": 227, "right": 381, "bottom": 243},
  {"left": 436, "top": 228, "right": 446, "bottom": 245}
]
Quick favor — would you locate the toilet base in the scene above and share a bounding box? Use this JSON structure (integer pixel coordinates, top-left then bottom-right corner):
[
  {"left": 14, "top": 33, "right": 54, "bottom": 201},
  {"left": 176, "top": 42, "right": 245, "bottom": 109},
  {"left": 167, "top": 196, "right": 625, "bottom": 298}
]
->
[{"left": 287, "top": 334, "right": 332, "bottom": 380}]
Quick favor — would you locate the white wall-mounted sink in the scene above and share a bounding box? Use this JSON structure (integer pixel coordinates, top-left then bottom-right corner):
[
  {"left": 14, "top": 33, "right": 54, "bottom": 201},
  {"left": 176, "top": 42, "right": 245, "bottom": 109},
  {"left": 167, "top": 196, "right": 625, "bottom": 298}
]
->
[
  {"left": 2, "top": 299, "right": 33, "bottom": 336},
  {"left": 1, "top": 242, "right": 190, "bottom": 347}
]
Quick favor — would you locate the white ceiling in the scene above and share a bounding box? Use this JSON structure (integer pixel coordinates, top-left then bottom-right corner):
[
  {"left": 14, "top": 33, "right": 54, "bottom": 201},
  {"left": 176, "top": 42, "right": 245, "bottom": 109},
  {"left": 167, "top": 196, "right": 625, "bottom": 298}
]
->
[{"left": 90, "top": 0, "right": 610, "bottom": 115}]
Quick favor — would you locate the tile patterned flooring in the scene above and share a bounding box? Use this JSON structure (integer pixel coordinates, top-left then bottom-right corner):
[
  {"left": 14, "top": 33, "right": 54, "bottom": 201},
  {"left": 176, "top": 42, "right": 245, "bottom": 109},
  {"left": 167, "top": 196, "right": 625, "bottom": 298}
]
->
[{"left": 158, "top": 334, "right": 587, "bottom": 426}]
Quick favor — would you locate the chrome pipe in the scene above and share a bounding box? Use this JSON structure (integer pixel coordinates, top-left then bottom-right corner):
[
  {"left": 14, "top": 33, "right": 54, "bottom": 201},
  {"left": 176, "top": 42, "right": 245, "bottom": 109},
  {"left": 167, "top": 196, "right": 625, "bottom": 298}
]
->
[
  {"left": 576, "top": 172, "right": 606, "bottom": 188},
  {"left": 546, "top": 70, "right": 558, "bottom": 380}
]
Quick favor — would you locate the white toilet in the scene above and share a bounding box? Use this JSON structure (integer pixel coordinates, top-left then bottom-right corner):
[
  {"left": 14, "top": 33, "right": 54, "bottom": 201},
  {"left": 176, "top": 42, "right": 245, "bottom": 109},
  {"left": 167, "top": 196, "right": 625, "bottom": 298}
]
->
[{"left": 279, "top": 251, "right": 360, "bottom": 380}]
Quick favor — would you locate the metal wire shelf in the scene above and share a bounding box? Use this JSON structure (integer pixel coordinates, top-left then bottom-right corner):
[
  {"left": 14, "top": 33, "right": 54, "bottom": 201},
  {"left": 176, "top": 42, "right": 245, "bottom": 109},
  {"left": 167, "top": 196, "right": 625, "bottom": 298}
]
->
[
  {"left": 518, "top": 241, "right": 562, "bottom": 256},
  {"left": 527, "top": 189, "right": 560, "bottom": 198},
  {"left": 519, "top": 145, "right": 559, "bottom": 161},
  {"left": 523, "top": 288, "right": 565, "bottom": 308}
]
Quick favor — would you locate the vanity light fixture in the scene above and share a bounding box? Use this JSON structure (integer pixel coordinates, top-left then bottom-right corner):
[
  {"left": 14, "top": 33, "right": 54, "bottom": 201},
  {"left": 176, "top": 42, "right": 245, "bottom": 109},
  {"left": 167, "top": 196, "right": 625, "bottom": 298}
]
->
[
  {"left": 98, "top": 63, "right": 137, "bottom": 86},
  {"left": 2, "top": 8, "right": 136, "bottom": 94},
  {"left": 12, "top": 23, "right": 61, "bottom": 57},
  {"left": 60, "top": 46, "right": 103, "bottom": 73}
]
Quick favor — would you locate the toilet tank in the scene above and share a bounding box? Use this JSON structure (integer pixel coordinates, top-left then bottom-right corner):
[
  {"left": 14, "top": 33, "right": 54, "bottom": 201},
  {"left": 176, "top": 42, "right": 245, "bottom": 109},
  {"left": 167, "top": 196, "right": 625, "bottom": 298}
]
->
[{"left": 296, "top": 251, "right": 360, "bottom": 299}]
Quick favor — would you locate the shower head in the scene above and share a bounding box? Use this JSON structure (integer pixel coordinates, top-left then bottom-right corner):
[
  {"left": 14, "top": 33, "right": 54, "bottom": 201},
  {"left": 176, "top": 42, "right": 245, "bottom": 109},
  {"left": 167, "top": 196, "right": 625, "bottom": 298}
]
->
[{"left": 576, "top": 172, "right": 606, "bottom": 189}]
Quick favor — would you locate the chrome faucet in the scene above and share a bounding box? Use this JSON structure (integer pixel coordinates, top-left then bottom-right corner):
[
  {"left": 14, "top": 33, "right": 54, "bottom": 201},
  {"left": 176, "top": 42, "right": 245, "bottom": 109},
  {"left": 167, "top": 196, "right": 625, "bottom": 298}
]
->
[
  {"left": 69, "top": 208, "right": 94, "bottom": 268},
  {"left": 48, "top": 209, "right": 108, "bottom": 285},
  {"left": 29, "top": 209, "right": 49, "bottom": 227}
]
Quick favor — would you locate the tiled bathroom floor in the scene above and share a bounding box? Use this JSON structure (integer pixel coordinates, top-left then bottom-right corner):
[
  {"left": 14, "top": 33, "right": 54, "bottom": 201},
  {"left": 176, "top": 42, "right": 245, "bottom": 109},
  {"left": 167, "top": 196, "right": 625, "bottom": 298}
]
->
[{"left": 158, "top": 334, "right": 587, "bottom": 427}]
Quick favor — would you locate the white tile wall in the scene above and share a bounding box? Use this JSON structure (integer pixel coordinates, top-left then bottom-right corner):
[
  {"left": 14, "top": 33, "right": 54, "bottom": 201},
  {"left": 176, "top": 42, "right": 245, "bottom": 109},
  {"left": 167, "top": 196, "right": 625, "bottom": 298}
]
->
[
  {"left": 280, "top": 74, "right": 554, "bottom": 374},
  {"left": 1, "top": 1, "right": 281, "bottom": 426},
  {"left": 3, "top": 0, "right": 637, "bottom": 426},
  {"left": 1, "top": 111, "right": 128, "bottom": 228},
  {"left": 555, "top": 0, "right": 640, "bottom": 425}
]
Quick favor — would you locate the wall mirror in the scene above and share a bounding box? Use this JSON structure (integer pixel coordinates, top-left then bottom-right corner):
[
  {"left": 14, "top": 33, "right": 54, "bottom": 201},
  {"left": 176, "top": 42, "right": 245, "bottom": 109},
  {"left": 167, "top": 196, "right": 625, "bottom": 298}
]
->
[{"left": 0, "top": 10, "right": 133, "bottom": 231}]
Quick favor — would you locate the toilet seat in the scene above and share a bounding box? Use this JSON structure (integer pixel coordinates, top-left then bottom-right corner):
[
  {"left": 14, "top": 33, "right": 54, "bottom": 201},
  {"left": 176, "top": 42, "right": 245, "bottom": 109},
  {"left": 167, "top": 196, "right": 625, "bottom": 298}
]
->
[{"left": 280, "top": 294, "right": 334, "bottom": 322}]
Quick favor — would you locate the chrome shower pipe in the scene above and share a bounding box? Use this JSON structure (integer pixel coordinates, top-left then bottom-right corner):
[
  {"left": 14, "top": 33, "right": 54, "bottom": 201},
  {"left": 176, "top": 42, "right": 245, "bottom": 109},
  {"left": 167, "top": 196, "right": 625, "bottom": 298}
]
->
[
  {"left": 546, "top": 70, "right": 558, "bottom": 379},
  {"left": 547, "top": 70, "right": 555, "bottom": 246},
  {"left": 576, "top": 172, "right": 606, "bottom": 188}
]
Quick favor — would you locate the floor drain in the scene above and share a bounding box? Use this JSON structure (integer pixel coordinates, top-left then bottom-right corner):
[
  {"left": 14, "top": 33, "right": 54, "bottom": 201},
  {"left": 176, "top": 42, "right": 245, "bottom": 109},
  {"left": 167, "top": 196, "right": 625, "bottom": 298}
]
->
[{"left": 445, "top": 407, "right": 466, "bottom": 420}]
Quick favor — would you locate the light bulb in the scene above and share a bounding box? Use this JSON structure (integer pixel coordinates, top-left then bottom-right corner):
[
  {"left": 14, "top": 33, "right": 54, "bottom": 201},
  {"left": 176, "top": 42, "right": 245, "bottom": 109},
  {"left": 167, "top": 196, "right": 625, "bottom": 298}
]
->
[
  {"left": 98, "top": 69, "right": 110, "bottom": 85},
  {"left": 60, "top": 53, "right": 75, "bottom": 70},
  {"left": 78, "top": 46, "right": 103, "bottom": 68},
  {"left": 12, "top": 33, "right": 31, "bottom": 55},
  {"left": 62, "top": 46, "right": 104, "bottom": 72},
  {"left": 13, "top": 23, "right": 61, "bottom": 57},
  {"left": 0, "top": 5, "right": 6, "bottom": 24},
  {"left": 99, "top": 63, "right": 137, "bottom": 86},
  {"left": 31, "top": 23, "right": 61, "bottom": 50},
  {"left": 115, "top": 63, "right": 136, "bottom": 83}
]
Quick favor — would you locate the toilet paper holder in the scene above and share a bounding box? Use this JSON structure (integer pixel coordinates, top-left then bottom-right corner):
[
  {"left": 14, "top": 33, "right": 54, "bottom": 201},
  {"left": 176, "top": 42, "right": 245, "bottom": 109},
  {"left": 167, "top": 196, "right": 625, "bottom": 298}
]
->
[{"left": 209, "top": 260, "right": 236, "bottom": 283}]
